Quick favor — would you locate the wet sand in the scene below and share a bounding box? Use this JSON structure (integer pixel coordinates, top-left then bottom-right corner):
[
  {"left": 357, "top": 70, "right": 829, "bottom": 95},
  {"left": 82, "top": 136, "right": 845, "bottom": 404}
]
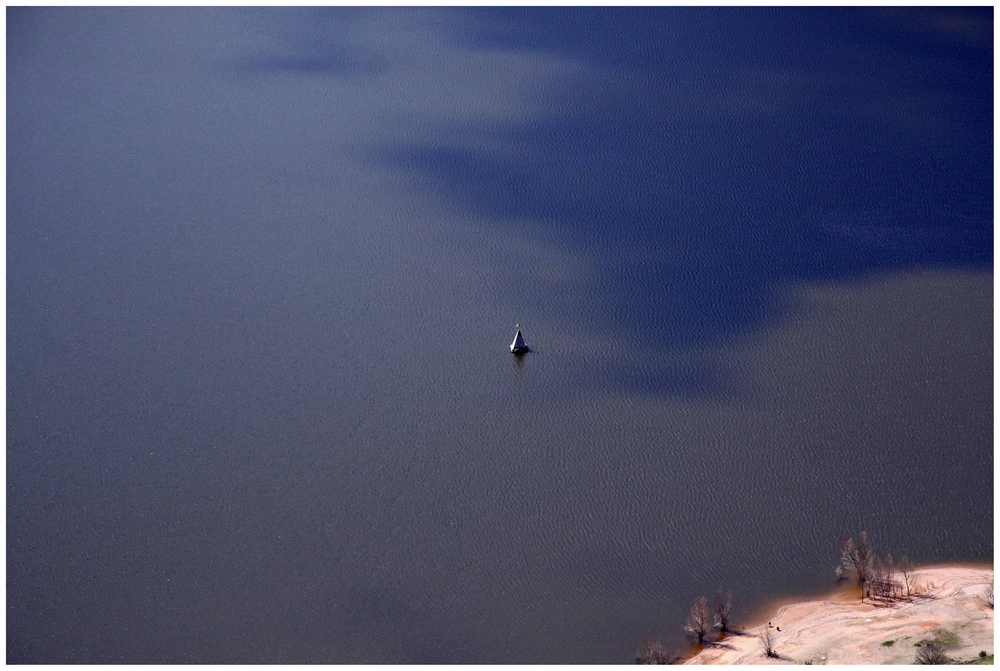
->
[{"left": 684, "top": 564, "right": 993, "bottom": 665}]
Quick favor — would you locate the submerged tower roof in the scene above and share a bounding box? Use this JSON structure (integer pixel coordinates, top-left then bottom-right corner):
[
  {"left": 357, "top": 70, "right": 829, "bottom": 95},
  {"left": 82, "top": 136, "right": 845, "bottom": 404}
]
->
[{"left": 510, "top": 324, "right": 527, "bottom": 353}]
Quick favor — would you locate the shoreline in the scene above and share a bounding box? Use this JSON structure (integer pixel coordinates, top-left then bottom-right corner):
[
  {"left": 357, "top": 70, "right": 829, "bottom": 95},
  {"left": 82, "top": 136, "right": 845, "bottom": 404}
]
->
[
  {"left": 683, "top": 563, "right": 994, "bottom": 665},
  {"left": 738, "top": 559, "right": 995, "bottom": 634}
]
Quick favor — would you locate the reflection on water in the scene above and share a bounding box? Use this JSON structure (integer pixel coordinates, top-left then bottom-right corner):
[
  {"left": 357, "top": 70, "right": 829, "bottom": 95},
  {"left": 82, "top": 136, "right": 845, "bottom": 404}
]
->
[{"left": 6, "top": 7, "right": 992, "bottom": 664}]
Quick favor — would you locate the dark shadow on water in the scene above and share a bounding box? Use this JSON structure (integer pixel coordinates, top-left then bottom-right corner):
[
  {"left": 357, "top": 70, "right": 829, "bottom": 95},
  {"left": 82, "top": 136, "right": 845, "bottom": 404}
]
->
[{"left": 372, "top": 7, "right": 993, "bottom": 397}]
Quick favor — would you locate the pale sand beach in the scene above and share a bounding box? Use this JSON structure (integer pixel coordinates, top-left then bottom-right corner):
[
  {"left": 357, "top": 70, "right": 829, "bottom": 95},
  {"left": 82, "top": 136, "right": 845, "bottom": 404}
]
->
[{"left": 684, "top": 565, "right": 993, "bottom": 665}]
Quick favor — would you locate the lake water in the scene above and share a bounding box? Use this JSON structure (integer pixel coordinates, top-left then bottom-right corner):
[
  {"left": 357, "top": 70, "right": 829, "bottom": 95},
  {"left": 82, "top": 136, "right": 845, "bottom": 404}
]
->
[{"left": 6, "top": 7, "right": 993, "bottom": 663}]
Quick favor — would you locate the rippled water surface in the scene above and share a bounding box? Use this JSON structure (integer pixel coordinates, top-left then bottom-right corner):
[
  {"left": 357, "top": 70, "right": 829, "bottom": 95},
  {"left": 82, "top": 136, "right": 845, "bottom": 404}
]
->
[{"left": 7, "top": 7, "right": 992, "bottom": 663}]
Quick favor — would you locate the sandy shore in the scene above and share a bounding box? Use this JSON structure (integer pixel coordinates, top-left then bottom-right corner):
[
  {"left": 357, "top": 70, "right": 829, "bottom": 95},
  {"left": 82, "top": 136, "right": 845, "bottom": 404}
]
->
[{"left": 684, "top": 565, "right": 993, "bottom": 665}]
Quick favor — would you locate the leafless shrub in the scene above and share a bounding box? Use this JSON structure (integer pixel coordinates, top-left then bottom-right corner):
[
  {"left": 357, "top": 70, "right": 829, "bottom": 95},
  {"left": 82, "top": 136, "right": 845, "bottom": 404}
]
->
[
  {"left": 685, "top": 595, "right": 711, "bottom": 643},
  {"left": 759, "top": 626, "right": 777, "bottom": 658},
  {"left": 985, "top": 580, "right": 994, "bottom": 609},
  {"left": 714, "top": 588, "right": 732, "bottom": 633},
  {"left": 636, "top": 638, "right": 672, "bottom": 664},
  {"left": 915, "top": 641, "right": 949, "bottom": 664}
]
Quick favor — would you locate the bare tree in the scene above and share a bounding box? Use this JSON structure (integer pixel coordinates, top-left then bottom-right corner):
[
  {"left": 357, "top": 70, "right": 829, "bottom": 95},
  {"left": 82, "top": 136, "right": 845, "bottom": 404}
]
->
[
  {"left": 759, "top": 626, "right": 777, "bottom": 658},
  {"left": 837, "top": 538, "right": 855, "bottom": 581},
  {"left": 869, "top": 553, "right": 901, "bottom": 602},
  {"left": 871, "top": 554, "right": 886, "bottom": 600},
  {"left": 636, "top": 638, "right": 671, "bottom": 664},
  {"left": 915, "top": 642, "right": 949, "bottom": 664},
  {"left": 685, "top": 595, "right": 711, "bottom": 643},
  {"left": 849, "top": 531, "right": 874, "bottom": 602},
  {"left": 986, "top": 580, "right": 994, "bottom": 609},
  {"left": 898, "top": 555, "right": 917, "bottom": 598},
  {"left": 884, "top": 553, "right": 898, "bottom": 600},
  {"left": 714, "top": 588, "right": 732, "bottom": 633}
]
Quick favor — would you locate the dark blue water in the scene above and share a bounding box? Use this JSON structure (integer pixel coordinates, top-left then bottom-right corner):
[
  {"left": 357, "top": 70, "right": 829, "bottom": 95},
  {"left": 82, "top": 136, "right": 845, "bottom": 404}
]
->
[{"left": 7, "top": 7, "right": 992, "bottom": 663}]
